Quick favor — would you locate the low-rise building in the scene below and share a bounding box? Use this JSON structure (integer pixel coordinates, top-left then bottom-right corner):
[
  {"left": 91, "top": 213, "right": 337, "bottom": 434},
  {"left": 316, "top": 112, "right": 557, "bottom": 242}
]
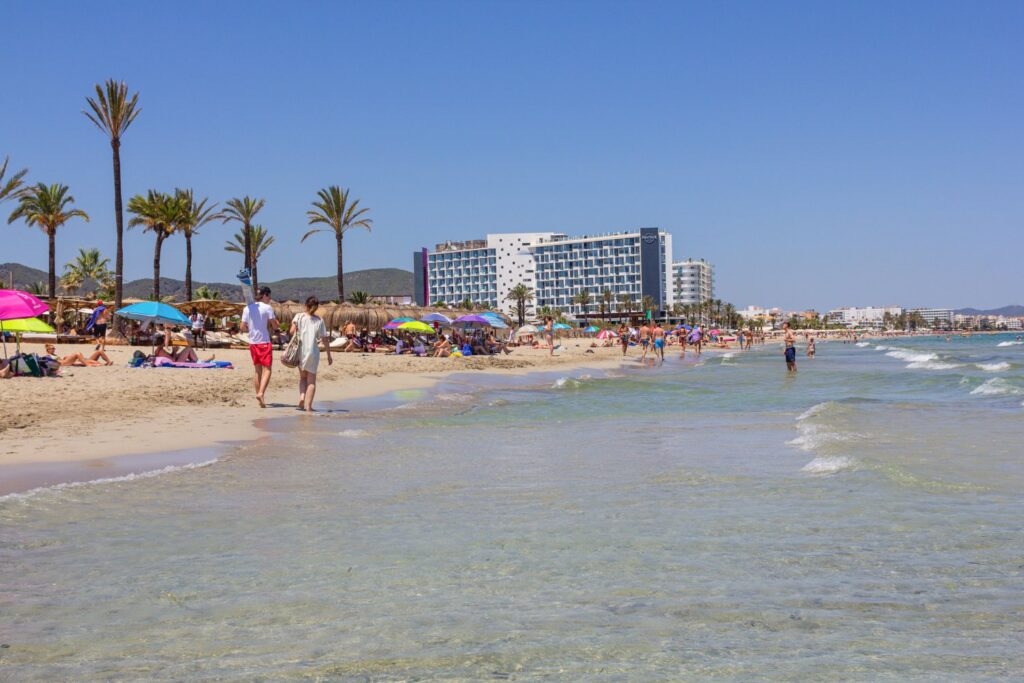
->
[{"left": 826, "top": 306, "right": 903, "bottom": 328}]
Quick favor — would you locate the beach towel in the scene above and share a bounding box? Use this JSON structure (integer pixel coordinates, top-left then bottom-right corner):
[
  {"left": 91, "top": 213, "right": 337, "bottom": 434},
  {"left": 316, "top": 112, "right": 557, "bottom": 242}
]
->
[{"left": 152, "top": 357, "right": 233, "bottom": 369}]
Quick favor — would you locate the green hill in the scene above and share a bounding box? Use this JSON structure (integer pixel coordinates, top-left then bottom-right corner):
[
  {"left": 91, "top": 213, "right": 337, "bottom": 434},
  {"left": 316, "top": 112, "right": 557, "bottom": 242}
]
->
[{"left": 0, "top": 263, "right": 412, "bottom": 302}]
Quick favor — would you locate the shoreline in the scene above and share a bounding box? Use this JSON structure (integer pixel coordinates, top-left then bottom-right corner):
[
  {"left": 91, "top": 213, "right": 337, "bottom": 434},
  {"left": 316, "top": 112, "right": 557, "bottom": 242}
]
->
[{"left": 0, "top": 343, "right": 636, "bottom": 495}]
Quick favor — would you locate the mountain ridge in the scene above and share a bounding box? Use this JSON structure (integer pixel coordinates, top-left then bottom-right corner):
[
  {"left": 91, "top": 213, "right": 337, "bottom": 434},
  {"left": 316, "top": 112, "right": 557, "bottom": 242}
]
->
[{"left": 0, "top": 262, "right": 412, "bottom": 302}]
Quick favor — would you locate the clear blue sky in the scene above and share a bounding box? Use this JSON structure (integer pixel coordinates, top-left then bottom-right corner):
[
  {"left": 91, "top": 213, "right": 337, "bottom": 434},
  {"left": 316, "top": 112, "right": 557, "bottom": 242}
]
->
[{"left": 2, "top": 1, "right": 1021, "bottom": 311}]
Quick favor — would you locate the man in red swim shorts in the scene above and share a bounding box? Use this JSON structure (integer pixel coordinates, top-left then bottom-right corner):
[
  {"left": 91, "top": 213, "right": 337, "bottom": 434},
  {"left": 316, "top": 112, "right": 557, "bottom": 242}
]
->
[{"left": 241, "top": 286, "right": 279, "bottom": 407}]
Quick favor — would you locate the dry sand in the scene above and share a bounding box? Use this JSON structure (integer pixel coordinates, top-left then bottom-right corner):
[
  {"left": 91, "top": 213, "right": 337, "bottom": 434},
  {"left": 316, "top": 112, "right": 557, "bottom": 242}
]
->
[{"left": 0, "top": 340, "right": 632, "bottom": 466}]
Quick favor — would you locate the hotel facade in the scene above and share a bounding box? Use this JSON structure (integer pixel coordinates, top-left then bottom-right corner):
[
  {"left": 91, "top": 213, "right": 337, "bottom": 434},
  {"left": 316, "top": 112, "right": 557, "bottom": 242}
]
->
[
  {"left": 417, "top": 228, "right": 675, "bottom": 319},
  {"left": 672, "top": 258, "right": 714, "bottom": 305}
]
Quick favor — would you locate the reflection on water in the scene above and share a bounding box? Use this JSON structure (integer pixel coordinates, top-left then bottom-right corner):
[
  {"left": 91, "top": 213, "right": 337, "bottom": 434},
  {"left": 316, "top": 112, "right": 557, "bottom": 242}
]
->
[{"left": 2, "top": 335, "right": 1023, "bottom": 679}]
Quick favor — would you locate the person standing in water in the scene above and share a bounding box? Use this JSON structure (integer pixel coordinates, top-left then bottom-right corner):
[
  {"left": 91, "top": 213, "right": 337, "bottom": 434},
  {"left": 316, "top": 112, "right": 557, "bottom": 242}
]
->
[
  {"left": 783, "top": 321, "right": 797, "bottom": 372},
  {"left": 241, "top": 286, "right": 279, "bottom": 407},
  {"left": 689, "top": 324, "right": 703, "bottom": 355},
  {"left": 618, "top": 323, "right": 630, "bottom": 356},
  {"left": 807, "top": 335, "right": 816, "bottom": 358},
  {"left": 651, "top": 321, "right": 666, "bottom": 363}
]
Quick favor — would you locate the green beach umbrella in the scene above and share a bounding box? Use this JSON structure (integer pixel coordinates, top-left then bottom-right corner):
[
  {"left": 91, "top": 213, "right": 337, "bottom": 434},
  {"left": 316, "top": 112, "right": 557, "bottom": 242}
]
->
[
  {"left": 0, "top": 316, "right": 55, "bottom": 355},
  {"left": 399, "top": 321, "right": 437, "bottom": 334}
]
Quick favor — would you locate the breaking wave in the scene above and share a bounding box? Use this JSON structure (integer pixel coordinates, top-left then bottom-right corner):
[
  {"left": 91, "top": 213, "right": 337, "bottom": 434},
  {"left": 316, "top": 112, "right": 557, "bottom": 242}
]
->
[
  {"left": 801, "top": 456, "right": 858, "bottom": 475},
  {"left": 0, "top": 459, "right": 219, "bottom": 504},
  {"left": 976, "top": 362, "right": 1011, "bottom": 372},
  {"left": 970, "top": 378, "right": 1022, "bottom": 396}
]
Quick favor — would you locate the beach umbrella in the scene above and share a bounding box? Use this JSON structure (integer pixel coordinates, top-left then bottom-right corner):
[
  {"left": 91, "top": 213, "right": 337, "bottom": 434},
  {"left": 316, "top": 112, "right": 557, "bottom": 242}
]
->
[
  {"left": 453, "top": 314, "right": 492, "bottom": 326},
  {"left": 596, "top": 329, "right": 618, "bottom": 339},
  {"left": 391, "top": 317, "right": 415, "bottom": 323},
  {"left": 0, "top": 289, "right": 49, "bottom": 321},
  {"left": 382, "top": 321, "right": 403, "bottom": 329},
  {"left": 399, "top": 321, "right": 436, "bottom": 334},
  {"left": 116, "top": 301, "right": 191, "bottom": 327},
  {"left": 420, "top": 312, "right": 452, "bottom": 325},
  {"left": 584, "top": 325, "right": 600, "bottom": 333},
  {"left": 553, "top": 323, "right": 571, "bottom": 330},
  {"left": 515, "top": 324, "right": 538, "bottom": 337},
  {"left": 0, "top": 316, "right": 55, "bottom": 355},
  {"left": 0, "top": 290, "right": 50, "bottom": 357}
]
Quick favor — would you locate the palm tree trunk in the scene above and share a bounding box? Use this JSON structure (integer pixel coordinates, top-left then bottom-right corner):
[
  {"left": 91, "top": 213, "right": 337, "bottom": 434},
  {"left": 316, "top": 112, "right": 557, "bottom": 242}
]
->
[
  {"left": 252, "top": 257, "right": 259, "bottom": 293},
  {"left": 153, "top": 233, "right": 164, "bottom": 300},
  {"left": 336, "top": 232, "right": 344, "bottom": 302},
  {"left": 243, "top": 222, "right": 252, "bottom": 271},
  {"left": 48, "top": 230, "right": 56, "bottom": 298},
  {"left": 185, "top": 233, "right": 193, "bottom": 301},
  {"left": 111, "top": 139, "right": 124, "bottom": 310}
]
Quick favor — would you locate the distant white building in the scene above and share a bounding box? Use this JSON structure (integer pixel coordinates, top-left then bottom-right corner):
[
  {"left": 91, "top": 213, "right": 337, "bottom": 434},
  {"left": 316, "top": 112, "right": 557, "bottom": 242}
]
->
[
  {"left": 826, "top": 306, "right": 903, "bottom": 328},
  {"left": 423, "top": 228, "right": 674, "bottom": 318},
  {"left": 737, "top": 306, "right": 780, "bottom": 320},
  {"left": 672, "top": 258, "right": 714, "bottom": 305},
  {"left": 910, "top": 308, "right": 954, "bottom": 327}
]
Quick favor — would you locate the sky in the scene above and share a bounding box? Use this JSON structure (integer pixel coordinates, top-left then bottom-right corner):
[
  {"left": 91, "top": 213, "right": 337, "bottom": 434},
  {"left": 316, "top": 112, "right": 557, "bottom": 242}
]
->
[{"left": 1, "top": 1, "right": 1021, "bottom": 311}]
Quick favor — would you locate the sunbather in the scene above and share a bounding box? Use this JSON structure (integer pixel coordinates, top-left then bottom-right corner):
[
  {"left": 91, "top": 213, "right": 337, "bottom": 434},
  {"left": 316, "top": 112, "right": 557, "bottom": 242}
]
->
[
  {"left": 44, "top": 344, "right": 113, "bottom": 367},
  {"left": 0, "top": 359, "right": 12, "bottom": 379}
]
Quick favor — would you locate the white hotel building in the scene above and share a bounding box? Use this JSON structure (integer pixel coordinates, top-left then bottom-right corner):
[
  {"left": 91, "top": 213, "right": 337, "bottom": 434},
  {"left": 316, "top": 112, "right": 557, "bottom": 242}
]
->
[
  {"left": 421, "top": 228, "right": 674, "bottom": 318},
  {"left": 672, "top": 258, "right": 714, "bottom": 305}
]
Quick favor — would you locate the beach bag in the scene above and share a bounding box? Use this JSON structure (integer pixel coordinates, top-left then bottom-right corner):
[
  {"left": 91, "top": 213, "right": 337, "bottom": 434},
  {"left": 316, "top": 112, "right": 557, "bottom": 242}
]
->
[{"left": 281, "top": 314, "right": 303, "bottom": 368}]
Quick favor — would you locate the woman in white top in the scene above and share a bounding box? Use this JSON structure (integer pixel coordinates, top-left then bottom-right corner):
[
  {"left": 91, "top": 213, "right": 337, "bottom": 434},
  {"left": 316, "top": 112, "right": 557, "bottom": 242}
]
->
[{"left": 289, "top": 296, "right": 333, "bottom": 412}]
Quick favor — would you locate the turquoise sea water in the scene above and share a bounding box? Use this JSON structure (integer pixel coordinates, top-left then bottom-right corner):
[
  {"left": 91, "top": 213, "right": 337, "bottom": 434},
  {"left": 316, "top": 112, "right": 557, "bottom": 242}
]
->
[{"left": 2, "top": 334, "right": 1023, "bottom": 680}]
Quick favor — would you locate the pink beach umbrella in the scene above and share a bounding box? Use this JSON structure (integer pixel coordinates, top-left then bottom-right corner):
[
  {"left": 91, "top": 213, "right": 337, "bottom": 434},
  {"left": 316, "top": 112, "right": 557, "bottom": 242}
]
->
[
  {"left": 0, "top": 289, "right": 49, "bottom": 321},
  {"left": 596, "top": 329, "right": 618, "bottom": 339},
  {"left": 0, "top": 289, "right": 50, "bottom": 356}
]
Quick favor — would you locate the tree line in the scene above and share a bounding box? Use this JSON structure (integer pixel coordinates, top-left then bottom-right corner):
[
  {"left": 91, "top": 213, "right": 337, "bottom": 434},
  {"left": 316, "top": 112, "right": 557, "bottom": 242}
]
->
[{"left": 1, "top": 80, "right": 372, "bottom": 314}]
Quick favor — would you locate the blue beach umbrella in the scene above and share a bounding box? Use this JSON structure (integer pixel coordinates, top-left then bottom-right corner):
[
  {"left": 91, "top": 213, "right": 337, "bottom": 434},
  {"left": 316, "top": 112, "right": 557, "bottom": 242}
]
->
[
  {"left": 584, "top": 325, "right": 600, "bottom": 333},
  {"left": 552, "top": 323, "right": 572, "bottom": 330},
  {"left": 420, "top": 312, "right": 452, "bottom": 325},
  {"left": 116, "top": 301, "right": 191, "bottom": 327}
]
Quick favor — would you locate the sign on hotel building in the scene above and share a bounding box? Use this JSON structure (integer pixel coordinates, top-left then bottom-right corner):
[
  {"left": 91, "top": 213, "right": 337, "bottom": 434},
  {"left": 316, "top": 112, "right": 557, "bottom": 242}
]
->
[{"left": 415, "top": 228, "right": 674, "bottom": 318}]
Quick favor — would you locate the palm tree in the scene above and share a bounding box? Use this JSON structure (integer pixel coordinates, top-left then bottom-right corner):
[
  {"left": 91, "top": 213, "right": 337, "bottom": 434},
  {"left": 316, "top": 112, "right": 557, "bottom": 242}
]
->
[
  {"left": 573, "top": 289, "right": 592, "bottom": 317},
  {"left": 27, "top": 281, "right": 46, "bottom": 296},
  {"left": 176, "top": 189, "right": 221, "bottom": 301},
  {"left": 432, "top": 300, "right": 448, "bottom": 309},
  {"left": 303, "top": 186, "right": 372, "bottom": 302},
  {"left": 8, "top": 183, "right": 90, "bottom": 297},
  {"left": 60, "top": 271, "right": 83, "bottom": 295},
  {"left": 505, "top": 283, "right": 534, "bottom": 326},
  {"left": 127, "top": 190, "right": 180, "bottom": 300},
  {"left": 0, "top": 156, "right": 28, "bottom": 204},
  {"left": 84, "top": 80, "right": 141, "bottom": 311},
  {"left": 63, "top": 247, "right": 112, "bottom": 297},
  {"left": 221, "top": 196, "right": 265, "bottom": 276},
  {"left": 600, "top": 288, "right": 613, "bottom": 317},
  {"left": 618, "top": 292, "right": 634, "bottom": 314},
  {"left": 461, "top": 298, "right": 475, "bottom": 311},
  {"left": 224, "top": 225, "right": 274, "bottom": 290},
  {"left": 194, "top": 284, "right": 221, "bottom": 300},
  {"left": 641, "top": 294, "right": 655, "bottom": 319},
  {"left": 347, "top": 290, "right": 371, "bottom": 305}
]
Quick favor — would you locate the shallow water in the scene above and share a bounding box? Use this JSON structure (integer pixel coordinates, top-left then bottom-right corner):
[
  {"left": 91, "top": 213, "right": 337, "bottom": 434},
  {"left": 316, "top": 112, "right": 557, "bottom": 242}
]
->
[{"left": 2, "top": 334, "right": 1023, "bottom": 680}]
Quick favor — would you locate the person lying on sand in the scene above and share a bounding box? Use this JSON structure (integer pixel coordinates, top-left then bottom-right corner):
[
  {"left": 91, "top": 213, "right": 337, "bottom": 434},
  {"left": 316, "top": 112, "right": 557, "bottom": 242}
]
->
[
  {"left": 44, "top": 343, "right": 114, "bottom": 367},
  {"left": 0, "top": 358, "right": 12, "bottom": 379}
]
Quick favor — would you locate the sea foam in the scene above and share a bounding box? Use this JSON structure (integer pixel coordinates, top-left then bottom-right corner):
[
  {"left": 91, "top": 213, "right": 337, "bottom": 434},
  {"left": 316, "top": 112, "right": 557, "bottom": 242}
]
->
[
  {"left": 997, "top": 341, "right": 1023, "bottom": 347},
  {"left": 0, "top": 459, "right": 219, "bottom": 504},
  {"left": 801, "top": 456, "right": 857, "bottom": 475},
  {"left": 970, "top": 378, "right": 1022, "bottom": 396},
  {"left": 976, "top": 362, "right": 1011, "bottom": 372}
]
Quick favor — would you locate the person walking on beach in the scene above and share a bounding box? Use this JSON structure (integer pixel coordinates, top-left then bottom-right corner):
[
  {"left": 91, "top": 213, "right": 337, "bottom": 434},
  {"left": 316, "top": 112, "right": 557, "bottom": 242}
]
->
[
  {"left": 289, "top": 296, "right": 332, "bottom": 412},
  {"left": 241, "top": 286, "right": 279, "bottom": 408},
  {"left": 189, "top": 308, "right": 207, "bottom": 349},
  {"left": 639, "top": 321, "right": 651, "bottom": 361},
  {"left": 689, "top": 324, "right": 703, "bottom": 355},
  {"left": 618, "top": 323, "right": 630, "bottom": 356},
  {"left": 783, "top": 321, "right": 797, "bottom": 372},
  {"left": 87, "top": 301, "right": 110, "bottom": 351},
  {"left": 652, "top": 321, "right": 666, "bottom": 363},
  {"left": 544, "top": 316, "right": 555, "bottom": 356}
]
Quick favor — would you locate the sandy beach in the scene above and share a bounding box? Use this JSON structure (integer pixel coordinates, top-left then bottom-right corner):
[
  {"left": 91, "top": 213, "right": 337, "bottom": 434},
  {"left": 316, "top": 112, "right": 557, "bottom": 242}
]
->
[{"left": 0, "top": 339, "right": 638, "bottom": 467}]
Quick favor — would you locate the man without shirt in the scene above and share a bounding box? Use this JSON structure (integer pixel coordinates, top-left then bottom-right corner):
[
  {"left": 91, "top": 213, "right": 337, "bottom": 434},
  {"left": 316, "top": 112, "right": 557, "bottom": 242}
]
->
[
  {"left": 652, "top": 321, "right": 666, "bottom": 363},
  {"left": 639, "top": 321, "right": 651, "bottom": 361},
  {"left": 783, "top": 321, "right": 797, "bottom": 372},
  {"left": 242, "top": 286, "right": 280, "bottom": 407}
]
